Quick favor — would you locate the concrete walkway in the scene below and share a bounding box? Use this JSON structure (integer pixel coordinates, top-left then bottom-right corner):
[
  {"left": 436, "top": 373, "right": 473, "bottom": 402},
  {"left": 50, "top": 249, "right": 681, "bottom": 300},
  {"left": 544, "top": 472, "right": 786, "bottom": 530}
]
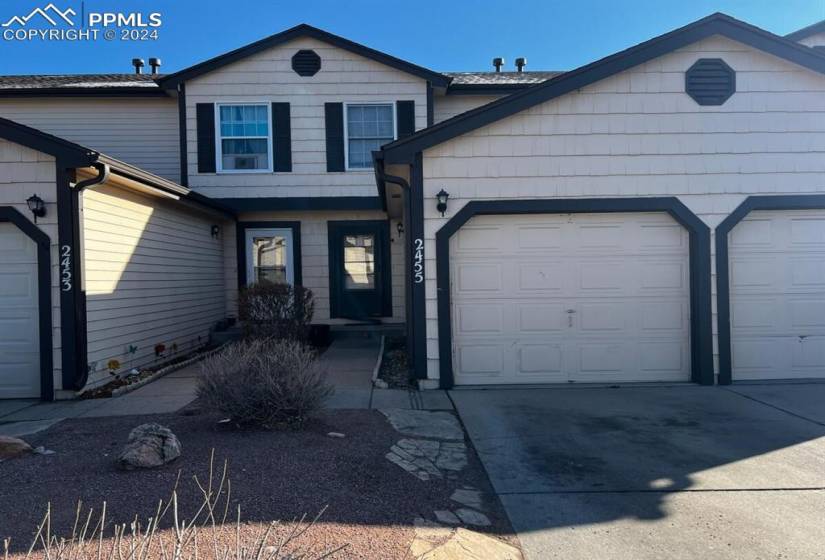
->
[{"left": 0, "top": 337, "right": 451, "bottom": 436}]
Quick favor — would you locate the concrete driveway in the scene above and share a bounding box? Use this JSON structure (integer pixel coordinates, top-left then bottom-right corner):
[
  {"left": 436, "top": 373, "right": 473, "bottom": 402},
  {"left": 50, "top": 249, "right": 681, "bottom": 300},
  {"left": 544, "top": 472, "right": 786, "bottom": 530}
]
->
[{"left": 451, "top": 384, "right": 825, "bottom": 559}]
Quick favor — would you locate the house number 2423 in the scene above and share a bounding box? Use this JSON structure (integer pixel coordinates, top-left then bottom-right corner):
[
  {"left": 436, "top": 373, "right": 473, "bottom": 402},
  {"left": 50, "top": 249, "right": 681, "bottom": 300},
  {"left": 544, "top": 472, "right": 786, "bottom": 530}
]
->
[
  {"left": 413, "top": 238, "right": 424, "bottom": 284},
  {"left": 60, "top": 244, "right": 72, "bottom": 292}
]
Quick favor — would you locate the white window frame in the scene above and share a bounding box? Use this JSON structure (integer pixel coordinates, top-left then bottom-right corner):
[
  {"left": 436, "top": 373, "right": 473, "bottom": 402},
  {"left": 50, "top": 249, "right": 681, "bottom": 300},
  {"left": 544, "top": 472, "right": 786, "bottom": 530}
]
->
[
  {"left": 343, "top": 101, "right": 397, "bottom": 171},
  {"left": 215, "top": 102, "right": 273, "bottom": 174},
  {"left": 245, "top": 228, "right": 294, "bottom": 286}
]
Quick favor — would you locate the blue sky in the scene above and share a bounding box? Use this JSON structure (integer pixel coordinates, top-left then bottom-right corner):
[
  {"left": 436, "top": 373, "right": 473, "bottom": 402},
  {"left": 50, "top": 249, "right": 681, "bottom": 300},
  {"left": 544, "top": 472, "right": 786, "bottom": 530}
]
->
[{"left": 0, "top": 0, "right": 823, "bottom": 75}]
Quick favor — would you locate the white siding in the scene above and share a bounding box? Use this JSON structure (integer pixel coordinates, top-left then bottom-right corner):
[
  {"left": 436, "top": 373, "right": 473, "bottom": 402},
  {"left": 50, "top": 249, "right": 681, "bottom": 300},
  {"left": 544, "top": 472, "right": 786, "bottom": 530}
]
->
[
  {"left": 82, "top": 183, "right": 225, "bottom": 386},
  {"left": 185, "top": 36, "right": 428, "bottom": 198},
  {"left": 433, "top": 94, "right": 503, "bottom": 124},
  {"left": 0, "top": 98, "right": 180, "bottom": 181},
  {"left": 234, "top": 210, "right": 405, "bottom": 323},
  {"left": 0, "top": 140, "right": 61, "bottom": 391},
  {"left": 421, "top": 35, "right": 825, "bottom": 381}
]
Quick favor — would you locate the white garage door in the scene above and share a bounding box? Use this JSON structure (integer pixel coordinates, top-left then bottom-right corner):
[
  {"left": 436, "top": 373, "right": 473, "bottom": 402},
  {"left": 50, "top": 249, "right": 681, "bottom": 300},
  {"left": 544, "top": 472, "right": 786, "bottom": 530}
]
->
[
  {"left": 450, "top": 212, "right": 691, "bottom": 385},
  {"left": 729, "top": 209, "right": 825, "bottom": 380},
  {"left": 0, "top": 222, "right": 41, "bottom": 398}
]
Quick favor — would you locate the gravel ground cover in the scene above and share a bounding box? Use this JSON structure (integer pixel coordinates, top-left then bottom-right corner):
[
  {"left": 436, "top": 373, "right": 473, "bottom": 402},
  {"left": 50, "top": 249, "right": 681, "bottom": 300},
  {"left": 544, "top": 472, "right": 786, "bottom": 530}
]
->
[{"left": 0, "top": 407, "right": 516, "bottom": 558}]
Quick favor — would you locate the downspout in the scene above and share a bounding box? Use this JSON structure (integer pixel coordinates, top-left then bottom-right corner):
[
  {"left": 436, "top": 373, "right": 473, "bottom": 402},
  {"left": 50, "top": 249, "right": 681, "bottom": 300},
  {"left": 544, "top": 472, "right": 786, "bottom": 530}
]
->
[{"left": 66, "top": 161, "right": 109, "bottom": 391}]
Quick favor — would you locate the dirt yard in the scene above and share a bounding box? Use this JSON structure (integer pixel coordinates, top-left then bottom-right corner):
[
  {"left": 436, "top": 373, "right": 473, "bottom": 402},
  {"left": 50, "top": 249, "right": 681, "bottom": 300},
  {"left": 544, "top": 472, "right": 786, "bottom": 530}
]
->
[{"left": 0, "top": 407, "right": 516, "bottom": 558}]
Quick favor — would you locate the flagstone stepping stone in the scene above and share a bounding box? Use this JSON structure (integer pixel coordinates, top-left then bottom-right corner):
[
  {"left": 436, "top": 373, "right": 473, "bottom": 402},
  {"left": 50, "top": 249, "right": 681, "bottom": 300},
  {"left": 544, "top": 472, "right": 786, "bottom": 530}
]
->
[{"left": 380, "top": 409, "right": 464, "bottom": 441}]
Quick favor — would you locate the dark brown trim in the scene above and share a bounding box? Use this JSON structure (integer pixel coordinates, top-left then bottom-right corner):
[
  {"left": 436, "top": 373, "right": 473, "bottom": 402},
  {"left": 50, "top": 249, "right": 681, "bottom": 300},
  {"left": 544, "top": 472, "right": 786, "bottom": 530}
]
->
[
  {"left": 220, "top": 196, "right": 382, "bottom": 213},
  {"left": 0, "top": 88, "right": 168, "bottom": 98},
  {"left": 409, "top": 154, "right": 427, "bottom": 379},
  {"left": 158, "top": 24, "right": 450, "bottom": 88},
  {"left": 177, "top": 83, "right": 188, "bottom": 186},
  {"left": 434, "top": 197, "right": 714, "bottom": 389},
  {"left": 0, "top": 206, "right": 53, "bottom": 401},
  {"left": 0, "top": 117, "right": 96, "bottom": 167},
  {"left": 785, "top": 19, "right": 825, "bottom": 41}
]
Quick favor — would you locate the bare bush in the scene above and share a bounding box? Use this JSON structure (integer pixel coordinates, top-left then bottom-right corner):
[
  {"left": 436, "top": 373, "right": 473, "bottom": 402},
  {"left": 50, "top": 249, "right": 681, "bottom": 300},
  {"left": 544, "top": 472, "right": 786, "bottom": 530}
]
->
[
  {"left": 196, "top": 339, "right": 332, "bottom": 426},
  {"left": 2, "top": 452, "right": 344, "bottom": 560},
  {"left": 238, "top": 283, "right": 314, "bottom": 342}
]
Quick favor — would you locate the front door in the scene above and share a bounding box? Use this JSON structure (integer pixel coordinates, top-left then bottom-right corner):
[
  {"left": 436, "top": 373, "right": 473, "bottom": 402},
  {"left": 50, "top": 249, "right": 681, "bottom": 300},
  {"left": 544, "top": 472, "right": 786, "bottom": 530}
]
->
[{"left": 328, "top": 220, "right": 391, "bottom": 319}]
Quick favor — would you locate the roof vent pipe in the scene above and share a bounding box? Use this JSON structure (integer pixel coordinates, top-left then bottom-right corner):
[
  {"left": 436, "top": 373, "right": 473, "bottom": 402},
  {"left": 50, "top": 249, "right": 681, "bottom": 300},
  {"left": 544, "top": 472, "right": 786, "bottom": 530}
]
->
[
  {"left": 492, "top": 57, "right": 504, "bottom": 72},
  {"left": 515, "top": 57, "right": 527, "bottom": 72},
  {"left": 132, "top": 58, "right": 145, "bottom": 75},
  {"left": 149, "top": 57, "right": 162, "bottom": 75}
]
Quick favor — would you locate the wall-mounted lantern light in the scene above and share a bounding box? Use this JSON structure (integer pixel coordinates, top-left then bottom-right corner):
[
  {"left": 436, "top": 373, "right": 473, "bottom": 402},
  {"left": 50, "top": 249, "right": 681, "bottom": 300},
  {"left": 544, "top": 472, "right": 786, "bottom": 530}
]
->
[
  {"left": 435, "top": 189, "right": 450, "bottom": 217},
  {"left": 211, "top": 225, "right": 221, "bottom": 238},
  {"left": 396, "top": 221, "right": 404, "bottom": 236},
  {"left": 26, "top": 194, "right": 46, "bottom": 223}
]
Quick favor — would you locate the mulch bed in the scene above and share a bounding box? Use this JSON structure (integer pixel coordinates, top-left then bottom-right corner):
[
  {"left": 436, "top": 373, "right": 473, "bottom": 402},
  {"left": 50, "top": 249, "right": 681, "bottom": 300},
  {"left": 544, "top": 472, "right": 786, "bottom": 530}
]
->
[
  {"left": 379, "top": 336, "right": 415, "bottom": 389},
  {"left": 0, "top": 408, "right": 516, "bottom": 559}
]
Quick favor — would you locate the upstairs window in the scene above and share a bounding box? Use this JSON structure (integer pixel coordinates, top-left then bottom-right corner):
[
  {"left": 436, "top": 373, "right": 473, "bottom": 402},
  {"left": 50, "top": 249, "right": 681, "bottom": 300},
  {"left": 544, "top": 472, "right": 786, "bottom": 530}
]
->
[
  {"left": 345, "top": 103, "right": 395, "bottom": 169},
  {"left": 217, "top": 104, "right": 271, "bottom": 172}
]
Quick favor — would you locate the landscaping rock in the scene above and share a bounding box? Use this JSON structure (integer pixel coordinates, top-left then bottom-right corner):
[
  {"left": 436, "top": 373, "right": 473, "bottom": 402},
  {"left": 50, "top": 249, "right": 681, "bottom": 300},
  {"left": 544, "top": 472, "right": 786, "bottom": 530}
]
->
[
  {"left": 454, "top": 508, "right": 491, "bottom": 527},
  {"left": 434, "top": 510, "right": 461, "bottom": 525},
  {"left": 410, "top": 518, "right": 453, "bottom": 557},
  {"left": 386, "top": 438, "right": 468, "bottom": 481},
  {"left": 450, "top": 488, "right": 483, "bottom": 510},
  {"left": 116, "top": 423, "right": 181, "bottom": 470},
  {"left": 418, "top": 528, "right": 521, "bottom": 560},
  {"left": 0, "top": 436, "right": 33, "bottom": 462},
  {"left": 380, "top": 409, "right": 464, "bottom": 441}
]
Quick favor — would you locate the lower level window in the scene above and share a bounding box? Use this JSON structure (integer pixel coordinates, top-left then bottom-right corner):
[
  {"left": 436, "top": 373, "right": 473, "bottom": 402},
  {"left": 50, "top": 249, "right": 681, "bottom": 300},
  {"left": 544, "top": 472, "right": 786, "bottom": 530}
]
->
[{"left": 245, "top": 228, "right": 293, "bottom": 285}]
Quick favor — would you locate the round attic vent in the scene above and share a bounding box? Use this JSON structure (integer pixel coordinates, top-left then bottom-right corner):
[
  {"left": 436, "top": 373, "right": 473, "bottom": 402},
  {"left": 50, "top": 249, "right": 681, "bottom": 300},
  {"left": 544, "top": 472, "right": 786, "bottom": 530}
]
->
[
  {"left": 685, "top": 58, "right": 735, "bottom": 106},
  {"left": 292, "top": 49, "right": 321, "bottom": 77}
]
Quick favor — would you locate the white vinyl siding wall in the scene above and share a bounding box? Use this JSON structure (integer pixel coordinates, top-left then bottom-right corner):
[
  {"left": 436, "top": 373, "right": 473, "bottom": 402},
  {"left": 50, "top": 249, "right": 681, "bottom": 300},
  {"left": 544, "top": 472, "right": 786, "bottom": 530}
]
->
[
  {"left": 0, "top": 140, "right": 61, "bottom": 391},
  {"left": 233, "top": 210, "right": 405, "bottom": 323},
  {"left": 432, "top": 94, "right": 504, "bottom": 124},
  {"left": 82, "top": 184, "right": 225, "bottom": 386},
  {"left": 185, "top": 36, "right": 428, "bottom": 198},
  {"left": 0, "top": 98, "right": 180, "bottom": 181},
  {"left": 420, "top": 35, "right": 825, "bottom": 382}
]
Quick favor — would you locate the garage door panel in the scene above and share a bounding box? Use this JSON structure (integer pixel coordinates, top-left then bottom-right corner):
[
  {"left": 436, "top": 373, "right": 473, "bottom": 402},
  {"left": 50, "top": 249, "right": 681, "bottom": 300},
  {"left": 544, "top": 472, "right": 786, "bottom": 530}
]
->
[
  {"left": 0, "top": 223, "right": 40, "bottom": 398},
  {"left": 456, "top": 263, "right": 502, "bottom": 292},
  {"left": 452, "top": 212, "right": 691, "bottom": 385},
  {"left": 730, "top": 209, "right": 825, "bottom": 380}
]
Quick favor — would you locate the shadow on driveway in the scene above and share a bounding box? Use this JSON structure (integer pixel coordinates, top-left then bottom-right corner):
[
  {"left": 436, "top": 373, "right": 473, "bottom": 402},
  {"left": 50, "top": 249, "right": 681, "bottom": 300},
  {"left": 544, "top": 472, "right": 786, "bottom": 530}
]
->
[{"left": 451, "top": 384, "right": 825, "bottom": 559}]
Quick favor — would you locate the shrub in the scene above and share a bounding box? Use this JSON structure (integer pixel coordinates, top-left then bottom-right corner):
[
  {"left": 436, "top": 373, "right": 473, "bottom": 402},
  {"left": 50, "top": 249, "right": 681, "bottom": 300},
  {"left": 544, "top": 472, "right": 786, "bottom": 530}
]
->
[
  {"left": 196, "top": 339, "right": 332, "bottom": 426},
  {"left": 238, "top": 283, "right": 314, "bottom": 342}
]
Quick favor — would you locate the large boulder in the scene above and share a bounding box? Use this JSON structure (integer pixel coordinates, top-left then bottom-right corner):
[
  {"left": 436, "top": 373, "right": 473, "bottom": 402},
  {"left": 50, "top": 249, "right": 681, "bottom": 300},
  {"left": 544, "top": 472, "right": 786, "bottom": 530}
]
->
[
  {"left": 116, "top": 423, "right": 181, "bottom": 470},
  {"left": 0, "top": 436, "right": 33, "bottom": 462}
]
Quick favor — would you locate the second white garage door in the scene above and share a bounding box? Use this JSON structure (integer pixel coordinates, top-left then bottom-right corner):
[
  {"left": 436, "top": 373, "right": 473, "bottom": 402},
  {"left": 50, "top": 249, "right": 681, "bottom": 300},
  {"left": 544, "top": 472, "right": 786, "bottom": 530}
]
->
[
  {"left": 450, "top": 212, "right": 691, "bottom": 385},
  {"left": 729, "top": 209, "right": 825, "bottom": 380}
]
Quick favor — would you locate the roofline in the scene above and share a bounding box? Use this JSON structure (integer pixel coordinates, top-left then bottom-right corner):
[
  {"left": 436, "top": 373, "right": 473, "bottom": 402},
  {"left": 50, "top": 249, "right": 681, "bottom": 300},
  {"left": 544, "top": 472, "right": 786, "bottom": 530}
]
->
[
  {"left": 0, "top": 116, "right": 97, "bottom": 166},
  {"left": 380, "top": 12, "right": 825, "bottom": 163},
  {"left": 158, "top": 23, "right": 451, "bottom": 88},
  {"left": 445, "top": 83, "right": 540, "bottom": 95},
  {"left": 0, "top": 88, "right": 168, "bottom": 98},
  {"left": 785, "top": 19, "right": 825, "bottom": 41}
]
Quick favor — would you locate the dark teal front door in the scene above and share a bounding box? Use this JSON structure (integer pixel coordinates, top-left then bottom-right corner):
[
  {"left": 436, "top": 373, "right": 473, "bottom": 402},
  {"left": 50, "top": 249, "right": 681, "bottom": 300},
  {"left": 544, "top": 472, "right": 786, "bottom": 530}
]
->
[{"left": 328, "top": 220, "right": 391, "bottom": 319}]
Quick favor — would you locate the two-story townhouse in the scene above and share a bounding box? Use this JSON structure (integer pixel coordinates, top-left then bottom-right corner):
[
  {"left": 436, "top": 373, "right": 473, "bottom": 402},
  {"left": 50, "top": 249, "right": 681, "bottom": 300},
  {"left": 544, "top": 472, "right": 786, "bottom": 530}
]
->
[{"left": 2, "top": 13, "right": 825, "bottom": 401}]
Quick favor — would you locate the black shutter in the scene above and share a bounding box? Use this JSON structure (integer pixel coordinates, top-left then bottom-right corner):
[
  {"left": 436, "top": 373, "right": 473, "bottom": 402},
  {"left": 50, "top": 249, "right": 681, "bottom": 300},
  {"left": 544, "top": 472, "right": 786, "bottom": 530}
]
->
[
  {"left": 324, "top": 102, "right": 345, "bottom": 172},
  {"left": 271, "top": 102, "right": 292, "bottom": 172},
  {"left": 396, "top": 100, "right": 415, "bottom": 138},
  {"left": 196, "top": 103, "right": 216, "bottom": 173}
]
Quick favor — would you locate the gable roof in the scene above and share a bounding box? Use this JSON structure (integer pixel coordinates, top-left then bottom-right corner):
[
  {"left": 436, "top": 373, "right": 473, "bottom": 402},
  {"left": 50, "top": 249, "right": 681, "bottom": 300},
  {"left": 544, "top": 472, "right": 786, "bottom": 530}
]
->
[
  {"left": 380, "top": 12, "right": 825, "bottom": 163},
  {"left": 158, "top": 23, "right": 450, "bottom": 88},
  {"left": 444, "top": 71, "right": 564, "bottom": 94},
  {"left": 0, "top": 116, "right": 97, "bottom": 166},
  {"left": 785, "top": 19, "right": 825, "bottom": 41}
]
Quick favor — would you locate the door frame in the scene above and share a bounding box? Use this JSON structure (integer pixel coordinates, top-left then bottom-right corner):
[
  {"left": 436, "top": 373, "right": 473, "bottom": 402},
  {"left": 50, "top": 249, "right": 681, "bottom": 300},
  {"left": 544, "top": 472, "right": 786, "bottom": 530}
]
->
[
  {"left": 435, "top": 197, "right": 714, "bottom": 389},
  {"left": 327, "top": 220, "right": 392, "bottom": 319},
  {"left": 715, "top": 194, "right": 825, "bottom": 385},
  {"left": 236, "top": 221, "right": 302, "bottom": 288},
  {"left": 0, "top": 207, "right": 53, "bottom": 401}
]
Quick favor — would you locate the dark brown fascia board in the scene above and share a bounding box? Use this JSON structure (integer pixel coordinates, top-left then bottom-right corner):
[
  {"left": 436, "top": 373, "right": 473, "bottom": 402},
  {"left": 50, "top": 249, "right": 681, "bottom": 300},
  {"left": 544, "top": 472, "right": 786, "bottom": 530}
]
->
[
  {"left": 380, "top": 12, "right": 825, "bottom": 163},
  {"left": 158, "top": 23, "right": 450, "bottom": 88},
  {"left": 785, "top": 19, "right": 825, "bottom": 41}
]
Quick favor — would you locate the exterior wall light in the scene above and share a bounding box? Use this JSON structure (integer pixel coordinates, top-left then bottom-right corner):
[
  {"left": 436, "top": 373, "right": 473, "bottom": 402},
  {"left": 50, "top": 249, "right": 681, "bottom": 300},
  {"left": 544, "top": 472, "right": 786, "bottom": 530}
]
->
[
  {"left": 436, "top": 189, "right": 450, "bottom": 217},
  {"left": 396, "top": 221, "right": 404, "bottom": 236},
  {"left": 211, "top": 225, "right": 221, "bottom": 238},
  {"left": 26, "top": 194, "right": 46, "bottom": 223}
]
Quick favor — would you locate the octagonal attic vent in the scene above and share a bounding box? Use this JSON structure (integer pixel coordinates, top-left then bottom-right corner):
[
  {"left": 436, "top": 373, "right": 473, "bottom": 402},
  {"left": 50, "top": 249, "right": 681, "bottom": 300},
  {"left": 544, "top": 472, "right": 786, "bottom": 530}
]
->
[
  {"left": 685, "top": 58, "right": 735, "bottom": 106},
  {"left": 292, "top": 49, "right": 321, "bottom": 77}
]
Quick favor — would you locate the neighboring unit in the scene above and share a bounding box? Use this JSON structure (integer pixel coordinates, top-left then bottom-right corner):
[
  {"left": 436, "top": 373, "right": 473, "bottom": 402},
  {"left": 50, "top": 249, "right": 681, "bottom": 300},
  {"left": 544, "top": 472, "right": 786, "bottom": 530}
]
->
[{"left": 1, "top": 13, "right": 825, "bottom": 399}]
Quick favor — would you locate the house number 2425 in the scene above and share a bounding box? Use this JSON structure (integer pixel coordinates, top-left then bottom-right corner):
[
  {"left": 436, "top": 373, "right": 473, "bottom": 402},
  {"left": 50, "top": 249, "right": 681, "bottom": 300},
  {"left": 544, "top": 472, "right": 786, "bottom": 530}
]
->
[
  {"left": 60, "top": 244, "right": 72, "bottom": 292},
  {"left": 413, "top": 238, "right": 424, "bottom": 284}
]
